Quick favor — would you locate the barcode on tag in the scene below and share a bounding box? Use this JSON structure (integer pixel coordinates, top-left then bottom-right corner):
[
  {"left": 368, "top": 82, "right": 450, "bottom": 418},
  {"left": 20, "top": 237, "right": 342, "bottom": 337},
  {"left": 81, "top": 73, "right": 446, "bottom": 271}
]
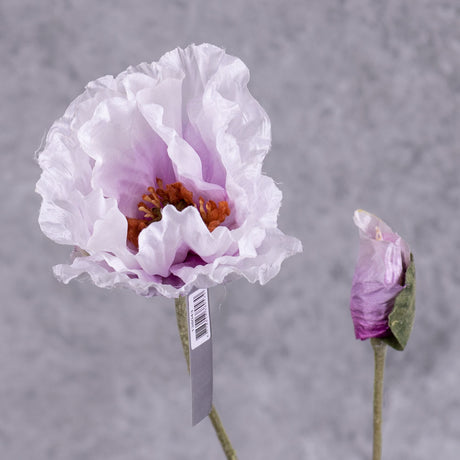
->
[{"left": 188, "top": 288, "right": 211, "bottom": 350}]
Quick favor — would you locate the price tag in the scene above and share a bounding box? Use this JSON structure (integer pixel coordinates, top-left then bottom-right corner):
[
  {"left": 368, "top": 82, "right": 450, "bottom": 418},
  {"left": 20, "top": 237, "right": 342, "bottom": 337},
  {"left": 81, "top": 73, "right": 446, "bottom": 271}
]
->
[{"left": 187, "top": 288, "right": 213, "bottom": 425}]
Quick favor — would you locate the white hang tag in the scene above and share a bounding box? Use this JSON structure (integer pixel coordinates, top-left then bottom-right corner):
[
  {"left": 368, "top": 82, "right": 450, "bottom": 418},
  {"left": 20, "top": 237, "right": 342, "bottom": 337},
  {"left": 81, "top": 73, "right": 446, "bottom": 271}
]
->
[{"left": 187, "top": 288, "right": 213, "bottom": 425}]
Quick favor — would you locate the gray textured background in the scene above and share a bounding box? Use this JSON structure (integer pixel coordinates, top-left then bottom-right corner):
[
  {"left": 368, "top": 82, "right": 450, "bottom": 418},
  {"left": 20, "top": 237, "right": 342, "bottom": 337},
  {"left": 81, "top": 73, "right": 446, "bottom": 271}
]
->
[{"left": 2, "top": 1, "right": 460, "bottom": 459}]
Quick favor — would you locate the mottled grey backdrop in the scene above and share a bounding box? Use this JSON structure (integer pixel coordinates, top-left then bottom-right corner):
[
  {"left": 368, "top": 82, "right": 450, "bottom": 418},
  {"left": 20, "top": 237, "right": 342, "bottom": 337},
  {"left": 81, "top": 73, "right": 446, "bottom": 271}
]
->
[{"left": 1, "top": 1, "right": 460, "bottom": 459}]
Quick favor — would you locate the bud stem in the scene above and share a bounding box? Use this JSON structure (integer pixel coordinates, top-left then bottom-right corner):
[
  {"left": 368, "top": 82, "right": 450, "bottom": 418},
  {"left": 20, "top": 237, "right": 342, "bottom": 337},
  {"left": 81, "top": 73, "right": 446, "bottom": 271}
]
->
[
  {"left": 174, "top": 296, "right": 238, "bottom": 459},
  {"left": 370, "top": 338, "right": 387, "bottom": 460}
]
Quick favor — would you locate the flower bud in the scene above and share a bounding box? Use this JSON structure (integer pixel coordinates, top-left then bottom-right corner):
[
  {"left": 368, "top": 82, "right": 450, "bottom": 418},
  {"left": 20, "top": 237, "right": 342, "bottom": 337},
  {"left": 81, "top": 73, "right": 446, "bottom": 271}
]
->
[{"left": 350, "top": 210, "right": 415, "bottom": 349}]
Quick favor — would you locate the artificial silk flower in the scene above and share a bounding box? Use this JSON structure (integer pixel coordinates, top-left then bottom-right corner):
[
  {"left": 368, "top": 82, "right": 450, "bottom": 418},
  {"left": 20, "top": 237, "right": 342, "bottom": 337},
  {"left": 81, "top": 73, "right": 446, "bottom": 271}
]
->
[
  {"left": 350, "top": 210, "right": 416, "bottom": 460},
  {"left": 36, "top": 43, "right": 302, "bottom": 298},
  {"left": 350, "top": 209, "right": 413, "bottom": 342}
]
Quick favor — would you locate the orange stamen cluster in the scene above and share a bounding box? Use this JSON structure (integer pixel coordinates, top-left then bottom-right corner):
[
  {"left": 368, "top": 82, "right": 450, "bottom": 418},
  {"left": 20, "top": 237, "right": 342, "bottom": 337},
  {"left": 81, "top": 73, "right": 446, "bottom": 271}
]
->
[
  {"left": 126, "top": 178, "right": 230, "bottom": 248},
  {"left": 199, "top": 197, "right": 231, "bottom": 232}
]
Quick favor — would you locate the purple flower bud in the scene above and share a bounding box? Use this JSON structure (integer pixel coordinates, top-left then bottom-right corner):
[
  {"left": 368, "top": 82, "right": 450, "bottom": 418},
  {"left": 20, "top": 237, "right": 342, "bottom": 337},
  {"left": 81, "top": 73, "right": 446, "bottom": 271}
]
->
[{"left": 350, "top": 210, "right": 411, "bottom": 340}]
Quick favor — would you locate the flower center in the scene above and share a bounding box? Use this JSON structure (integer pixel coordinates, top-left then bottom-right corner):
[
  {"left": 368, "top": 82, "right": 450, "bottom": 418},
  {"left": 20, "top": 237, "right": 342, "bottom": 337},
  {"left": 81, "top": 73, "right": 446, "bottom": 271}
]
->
[{"left": 126, "top": 178, "right": 230, "bottom": 248}]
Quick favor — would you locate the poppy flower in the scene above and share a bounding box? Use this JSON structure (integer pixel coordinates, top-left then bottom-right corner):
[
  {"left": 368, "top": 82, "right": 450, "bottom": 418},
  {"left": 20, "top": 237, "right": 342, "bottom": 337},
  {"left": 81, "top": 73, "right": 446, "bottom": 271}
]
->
[{"left": 36, "top": 43, "right": 302, "bottom": 298}]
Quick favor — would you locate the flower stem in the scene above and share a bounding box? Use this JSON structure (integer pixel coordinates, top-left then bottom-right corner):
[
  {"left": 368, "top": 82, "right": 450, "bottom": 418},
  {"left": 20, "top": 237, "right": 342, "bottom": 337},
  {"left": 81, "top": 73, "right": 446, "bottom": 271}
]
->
[
  {"left": 208, "top": 405, "right": 238, "bottom": 460},
  {"left": 174, "top": 296, "right": 238, "bottom": 460},
  {"left": 370, "top": 338, "right": 387, "bottom": 460}
]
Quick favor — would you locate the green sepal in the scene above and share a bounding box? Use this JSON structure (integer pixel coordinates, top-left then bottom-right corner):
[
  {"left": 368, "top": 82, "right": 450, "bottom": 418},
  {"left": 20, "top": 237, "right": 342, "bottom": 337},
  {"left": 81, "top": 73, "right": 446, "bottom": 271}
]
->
[{"left": 382, "top": 253, "right": 416, "bottom": 351}]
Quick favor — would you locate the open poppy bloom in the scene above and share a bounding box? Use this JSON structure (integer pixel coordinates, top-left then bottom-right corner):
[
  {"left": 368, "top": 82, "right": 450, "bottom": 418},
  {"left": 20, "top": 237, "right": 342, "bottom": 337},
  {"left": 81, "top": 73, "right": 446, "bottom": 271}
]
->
[{"left": 36, "top": 43, "right": 302, "bottom": 298}]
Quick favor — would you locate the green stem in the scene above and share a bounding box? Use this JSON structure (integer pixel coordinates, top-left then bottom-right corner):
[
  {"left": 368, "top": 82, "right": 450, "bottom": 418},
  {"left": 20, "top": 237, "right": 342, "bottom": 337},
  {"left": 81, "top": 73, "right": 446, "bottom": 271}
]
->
[
  {"left": 370, "top": 338, "right": 387, "bottom": 460},
  {"left": 174, "top": 296, "right": 238, "bottom": 460},
  {"left": 175, "top": 296, "right": 190, "bottom": 372}
]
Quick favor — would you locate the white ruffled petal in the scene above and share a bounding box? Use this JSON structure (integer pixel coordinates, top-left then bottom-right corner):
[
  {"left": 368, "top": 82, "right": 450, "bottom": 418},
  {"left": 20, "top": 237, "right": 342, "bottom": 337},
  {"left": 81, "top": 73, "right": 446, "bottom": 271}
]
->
[
  {"left": 171, "top": 228, "right": 302, "bottom": 288},
  {"left": 136, "top": 206, "right": 236, "bottom": 277}
]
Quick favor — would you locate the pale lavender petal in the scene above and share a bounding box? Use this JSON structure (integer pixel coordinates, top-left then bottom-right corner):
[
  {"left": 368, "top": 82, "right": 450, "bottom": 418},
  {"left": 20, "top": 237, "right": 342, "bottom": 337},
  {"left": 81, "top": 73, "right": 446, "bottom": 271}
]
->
[
  {"left": 78, "top": 97, "right": 175, "bottom": 216},
  {"left": 136, "top": 88, "right": 226, "bottom": 200}
]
